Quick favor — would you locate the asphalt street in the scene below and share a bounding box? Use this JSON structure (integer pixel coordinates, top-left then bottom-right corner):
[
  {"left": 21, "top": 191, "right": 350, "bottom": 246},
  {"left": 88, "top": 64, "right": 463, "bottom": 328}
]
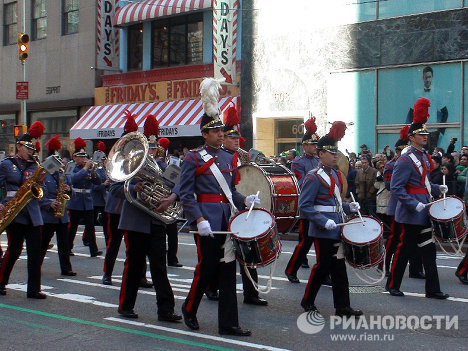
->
[{"left": 0, "top": 226, "right": 466, "bottom": 351}]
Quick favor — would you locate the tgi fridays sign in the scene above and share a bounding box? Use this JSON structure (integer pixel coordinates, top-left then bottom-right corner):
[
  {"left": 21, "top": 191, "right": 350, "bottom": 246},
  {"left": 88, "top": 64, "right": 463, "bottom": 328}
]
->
[
  {"left": 96, "top": 0, "right": 119, "bottom": 70},
  {"left": 213, "top": 0, "right": 238, "bottom": 84},
  {"left": 95, "top": 78, "right": 240, "bottom": 105}
]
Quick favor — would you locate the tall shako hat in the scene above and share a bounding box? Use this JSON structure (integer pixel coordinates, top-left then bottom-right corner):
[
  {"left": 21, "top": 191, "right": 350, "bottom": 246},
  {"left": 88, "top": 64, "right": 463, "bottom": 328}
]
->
[
  {"left": 158, "top": 138, "right": 170, "bottom": 151},
  {"left": 73, "top": 137, "right": 88, "bottom": 157},
  {"left": 17, "top": 121, "right": 45, "bottom": 150},
  {"left": 199, "top": 77, "right": 225, "bottom": 132},
  {"left": 122, "top": 109, "right": 139, "bottom": 136},
  {"left": 317, "top": 121, "right": 347, "bottom": 154},
  {"left": 395, "top": 125, "right": 410, "bottom": 150},
  {"left": 97, "top": 141, "right": 106, "bottom": 153},
  {"left": 143, "top": 114, "right": 159, "bottom": 149},
  {"left": 223, "top": 104, "right": 240, "bottom": 137},
  {"left": 408, "top": 97, "right": 430, "bottom": 136},
  {"left": 44, "top": 135, "right": 62, "bottom": 156},
  {"left": 302, "top": 117, "right": 320, "bottom": 144}
]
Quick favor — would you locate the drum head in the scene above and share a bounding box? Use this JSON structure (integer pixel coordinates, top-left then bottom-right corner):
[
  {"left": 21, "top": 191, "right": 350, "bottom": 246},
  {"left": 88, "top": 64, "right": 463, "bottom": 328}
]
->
[
  {"left": 342, "top": 216, "right": 382, "bottom": 244},
  {"left": 237, "top": 165, "right": 273, "bottom": 211},
  {"left": 230, "top": 209, "right": 274, "bottom": 239},
  {"left": 429, "top": 196, "right": 464, "bottom": 220}
]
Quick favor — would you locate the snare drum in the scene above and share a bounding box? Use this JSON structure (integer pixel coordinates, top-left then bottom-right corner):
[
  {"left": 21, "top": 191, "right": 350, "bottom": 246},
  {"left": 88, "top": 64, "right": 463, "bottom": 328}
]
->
[
  {"left": 429, "top": 195, "right": 468, "bottom": 242},
  {"left": 228, "top": 208, "right": 282, "bottom": 267},
  {"left": 341, "top": 216, "right": 384, "bottom": 269},
  {"left": 236, "top": 164, "right": 299, "bottom": 233}
]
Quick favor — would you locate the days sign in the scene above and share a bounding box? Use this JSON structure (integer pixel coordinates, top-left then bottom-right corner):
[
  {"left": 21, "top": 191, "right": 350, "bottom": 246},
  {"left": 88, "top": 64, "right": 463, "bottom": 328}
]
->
[
  {"left": 213, "top": 0, "right": 238, "bottom": 84},
  {"left": 16, "top": 81, "right": 29, "bottom": 100},
  {"left": 96, "top": 0, "right": 120, "bottom": 70}
]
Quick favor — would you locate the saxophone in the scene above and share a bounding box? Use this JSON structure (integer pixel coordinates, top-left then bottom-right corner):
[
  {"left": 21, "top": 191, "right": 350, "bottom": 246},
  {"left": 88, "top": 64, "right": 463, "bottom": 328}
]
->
[
  {"left": 0, "top": 161, "right": 48, "bottom": 233},
  {"left": 54, "top": 171, "right": 70, "bottom": 218}
]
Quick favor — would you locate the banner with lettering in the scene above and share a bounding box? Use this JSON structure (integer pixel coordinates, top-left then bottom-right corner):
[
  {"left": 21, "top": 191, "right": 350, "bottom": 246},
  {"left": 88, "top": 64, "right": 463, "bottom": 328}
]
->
[
  {"left": 213, "top": 0, "right": 238, "bottom": 84},
  {"left": 96, "top": 0, "right": 120, "bottom": 70}
]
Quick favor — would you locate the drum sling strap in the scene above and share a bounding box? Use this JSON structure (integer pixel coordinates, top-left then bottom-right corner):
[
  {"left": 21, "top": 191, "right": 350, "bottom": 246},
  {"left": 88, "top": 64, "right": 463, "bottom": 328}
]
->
[
  {"left": 198, "top": 149, "right": 236, "bottom": 263},
  {"left": 408, "top": 153, "right": 433, "bottom": 200}
]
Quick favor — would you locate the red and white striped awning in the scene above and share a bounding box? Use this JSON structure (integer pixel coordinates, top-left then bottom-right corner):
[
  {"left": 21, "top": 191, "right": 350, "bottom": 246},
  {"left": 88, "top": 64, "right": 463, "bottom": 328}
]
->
[
  {"left": 114, "top": 0, "right": 212, "bottom": 26},
  {"left": 70, "top": 96, "right": 238, "bottom": 140}
]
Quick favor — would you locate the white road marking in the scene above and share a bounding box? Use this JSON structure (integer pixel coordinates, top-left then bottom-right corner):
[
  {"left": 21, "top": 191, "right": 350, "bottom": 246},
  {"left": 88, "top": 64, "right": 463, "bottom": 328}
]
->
[
  {"left": 105, "top": 317, "right": 292, "bottom": 351},
  {"left": 382, "top": 290, "right": 468, "bottom": 303}
]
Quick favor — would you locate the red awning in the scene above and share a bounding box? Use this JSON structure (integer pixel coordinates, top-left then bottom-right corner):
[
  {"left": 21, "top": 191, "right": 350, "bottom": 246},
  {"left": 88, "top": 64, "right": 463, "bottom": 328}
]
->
[
  {"left": 70, "top": 96, "right": 238, "bottom": 140},
  {"left": 114, "top": 0, "right": 211, "bottom": 26}
]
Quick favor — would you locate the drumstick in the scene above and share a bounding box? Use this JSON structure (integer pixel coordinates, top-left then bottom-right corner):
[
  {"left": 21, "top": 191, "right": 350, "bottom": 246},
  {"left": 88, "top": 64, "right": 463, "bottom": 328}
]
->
[
  {"left": 443, "top": 175, "right": 446, "bottom": 210},
  {"left": 245, "top": 191, "right": 260, "bottom": 220},
  {"left": 189, "top": 231, "right": 238, "bottom": 235},
  {"left": 336, "top": 220, "right": 365, "bottom": 227},
  {"left": 424, "top": 197, "right": 449, "bottom": 208},
  {"left": 350, "top": 193, "right": 365, "bottom": 226}
]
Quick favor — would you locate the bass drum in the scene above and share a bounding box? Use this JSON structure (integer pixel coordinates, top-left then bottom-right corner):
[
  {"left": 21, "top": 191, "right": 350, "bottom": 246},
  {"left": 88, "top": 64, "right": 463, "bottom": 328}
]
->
[{"left": 237, "top": 163, "right": 299, "bottom": 233}]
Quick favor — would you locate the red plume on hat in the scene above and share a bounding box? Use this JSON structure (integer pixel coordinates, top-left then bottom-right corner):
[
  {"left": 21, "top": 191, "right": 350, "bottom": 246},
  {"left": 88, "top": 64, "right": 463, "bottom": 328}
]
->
[
  {"left": 97, "top": 141, "right": 106, "bottom": 152},
  {"left": 35, "top": 141, "right": 41, "bottom": 153},
  {"left": 123, "top": 109, "right": 138, "bottom": 133},
  {"left": 143, "top": 114, "right": 159, "bottom": 137},
  {"left": 239, "top": 136, "right": 246, "bottom": 149},
  {"left": 223, "top": 106, "right": 240, "bottom": 126},
  {"left": 304, "top": 117, "right": 317, "bottom": 135},
  {"left": 74, "top": 137, "right": 87, "bottom": 150},
  {"left": 413, "top": 97, "right": 430, "bottom": 124},
  {"left": 327, "top": 121, "right": 347, "bottom": 141},
  {"left": 28, "top": 121, "right": 45, "bottom": 139},
  {"left": 400, "top": 125, "right": 410, "bottom": 142},
  {"left": 44, "top": 135, "right": 62, "bottom": 153},
  {"left": 158, "top": 138, "right": 170, "bottom": 150}
]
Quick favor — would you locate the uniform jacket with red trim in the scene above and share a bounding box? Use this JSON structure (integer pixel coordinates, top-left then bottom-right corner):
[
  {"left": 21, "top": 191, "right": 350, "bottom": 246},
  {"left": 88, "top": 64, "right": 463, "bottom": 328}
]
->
[
  {"left": 391, "top": 146, "right": 441, "bottom": 225},
  {"left": 39, "top": 171, "right": 71, "bottom": 224},
  {"left": 291, "top": 153, "right": 319, "bottom": 188},
  {"left": 298, "top": 165, "right": 351, "bottom": 240},
  {"left": 180, "top": 144, "right": 245, "bottom": 230},
  {"left": 0, "top": 156, "right": 43, "bottom": 227},
  {"left": 91, "top": 167, "right": 108, "bottom": 207},
  {"left": 104, "top": 181, "right": 124, "bottom": 215},
  {"left": 67, "top": 165, "right": 101, "bottom": 211}
]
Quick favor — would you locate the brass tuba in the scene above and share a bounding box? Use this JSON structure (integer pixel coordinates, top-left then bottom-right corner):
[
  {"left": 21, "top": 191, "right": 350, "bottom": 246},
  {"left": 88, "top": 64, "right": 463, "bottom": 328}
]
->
[{"left": 105, "top": 132, "right": 182, "bottom": 224}]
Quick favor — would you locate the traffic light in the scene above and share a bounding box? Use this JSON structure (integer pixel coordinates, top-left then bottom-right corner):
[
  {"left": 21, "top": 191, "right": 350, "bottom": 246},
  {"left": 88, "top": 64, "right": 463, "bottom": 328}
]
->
[
  {"left": 18, "top": 32, "right": 29, "bottom": 63},
  {"left": 14, "top": 124, "right": 27, "bottom": 139}
]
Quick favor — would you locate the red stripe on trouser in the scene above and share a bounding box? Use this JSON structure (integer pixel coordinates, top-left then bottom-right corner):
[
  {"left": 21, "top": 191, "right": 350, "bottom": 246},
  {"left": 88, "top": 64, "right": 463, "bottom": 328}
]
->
[
  {"left": 186, "top": 235, "right": 203, "bottom": 312},
  {"left": 303, "top": 238, "right": 320, "bottom": 300},
  {"left": 118, "top": 231, "right": 130, "bottom": 309},
  {"left": 67, "top": 210, "right": 72, "bottom": 238},
  {"left": 385, "top": 218, "right": 395, "bottom": 252},
  {"left": 103, "top": 213, "right": 113, "bottom": 274},
  {"left": 286, "top": 220, "right": 305, "bottom": 275},
  {"left": 0, "top": 227, "right": 13, "bottom": 284},
  {"left": 388, "top": 223, "right": 406, "bottom": 289},
  {"left": 458, "top": 255, "right": 468, "bottom": 275}
]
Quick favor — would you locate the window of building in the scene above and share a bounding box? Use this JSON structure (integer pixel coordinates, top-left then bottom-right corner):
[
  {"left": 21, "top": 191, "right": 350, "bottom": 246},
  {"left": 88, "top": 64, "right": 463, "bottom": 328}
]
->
[
  {"left": 0, "top": 114, "right": 17, "bottom": 156},
  {"left": 3, "top": 2, "right": 17, "bottom": 46},
  {"left": 127, "top": 24, "right": 143, "bottom": 71},
  {"left": 32, "top": 0, "right": 47, "bottom": 40},
  {"left": 151, "top": 14, "right": 203, "bottom": 68},
  {"left": 63, "top": 0, "right": 79, "bottom": 35}
]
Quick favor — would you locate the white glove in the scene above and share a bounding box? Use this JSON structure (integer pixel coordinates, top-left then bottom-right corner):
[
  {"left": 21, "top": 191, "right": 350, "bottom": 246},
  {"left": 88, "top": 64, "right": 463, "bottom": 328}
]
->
[
  {"left": 197, "top": 220, "right": 213, "bottom": 237},
  {"left": 245, "top": 194, "right": 261, "bottom": 207},
  {"left": 325, "top": 219, "right": 337, "bottom": 230},
  {"left": 439, "top": 185, "right": 448, "bottom": 195},
  {"left": 349, "top": 202, "right": 360, "bottom": 213},
  {"left": 415, "top": 202, "right": 425, "bottom": 212}
]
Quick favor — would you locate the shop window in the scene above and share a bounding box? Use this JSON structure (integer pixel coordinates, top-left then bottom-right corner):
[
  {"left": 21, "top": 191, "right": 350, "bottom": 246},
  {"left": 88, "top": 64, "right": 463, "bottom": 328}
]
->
[
  {"left": 32, "top": 0, "right": 47, "bottom": 40},
  {"left": 63, "top": 0, "right": 79, "bottom": 35},
  {"left": 3, "top": 2, "right": 17, "bottom": 46},
  {"left": 128, "top": 24, "right": 143, "bottom": 71},
  {"left": 151, "top": 14, "right": 203, "bottom": 68}
]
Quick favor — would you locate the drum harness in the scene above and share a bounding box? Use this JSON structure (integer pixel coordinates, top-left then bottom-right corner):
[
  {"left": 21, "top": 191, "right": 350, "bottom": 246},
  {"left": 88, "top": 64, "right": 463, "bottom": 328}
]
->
[
  {"left": 318, "top": 168, "right": 387, "bottom": 286},
  {"left": 199, "top": 149, "right": 278, "bottom": 293},
  {"left": 409, "top": 152, "right": 467, "bottom": 256}
]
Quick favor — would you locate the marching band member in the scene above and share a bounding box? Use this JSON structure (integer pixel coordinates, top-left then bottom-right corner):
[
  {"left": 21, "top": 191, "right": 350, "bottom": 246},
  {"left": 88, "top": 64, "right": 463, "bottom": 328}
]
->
[
  {"left": 455, "top": 252, "right": 468, "bottom": 285},
  {"left": 67, "top": 138, "right": 103, "bottom": 257},
  {"left": 39, "top": 136, "right": 76, "bottom": 276},
  {"left": 117, "top": 113, "right": 181, "bottom": 322},
  {"left": 286, "top": 117, "right": 320, "bottom": 282},
  {"left": 0, "top": 122, "right": 48, "bottom": 298},
  {"left": 298, "top": 121, "right": 363, "bottom": 317},
  {"left": 386, "top": 98, "right": 448, "bottom": 299},
  {"left": 383, "top": 126, "right": 423, "bottom": 278},
  {"left": 222, "top": 105, "right": 267, "bottom": 306},
  {"left": 180, "top": 78, "right": 257, "bottom": 335}
]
